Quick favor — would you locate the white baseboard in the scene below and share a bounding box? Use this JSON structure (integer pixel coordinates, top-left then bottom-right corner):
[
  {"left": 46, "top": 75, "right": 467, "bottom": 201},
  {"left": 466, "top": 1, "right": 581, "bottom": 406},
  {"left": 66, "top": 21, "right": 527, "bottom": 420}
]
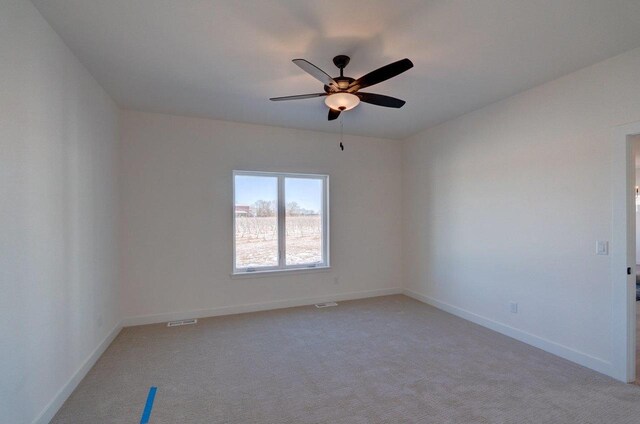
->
[
  {"left": 123, "top": 287, "right": 403, "bottom": 327},
  {"left": 403, "top": 289, "right": 615, "bottom": 379},
  {"left": 32, "top": 322, "right": 123, "bottom": 424}
]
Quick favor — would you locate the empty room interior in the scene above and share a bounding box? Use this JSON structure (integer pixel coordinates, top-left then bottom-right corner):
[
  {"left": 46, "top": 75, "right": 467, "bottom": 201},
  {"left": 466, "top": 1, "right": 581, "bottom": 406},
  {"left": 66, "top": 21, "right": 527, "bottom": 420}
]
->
[{"left": 5, "top": 0, "right": 640, "bottom": 423}]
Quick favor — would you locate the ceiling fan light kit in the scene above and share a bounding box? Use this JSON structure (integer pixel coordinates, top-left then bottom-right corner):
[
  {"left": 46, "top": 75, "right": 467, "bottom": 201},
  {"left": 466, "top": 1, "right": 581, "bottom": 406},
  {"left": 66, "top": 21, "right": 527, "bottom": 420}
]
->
[
  {"left": 270, "top": 55, "right": 413, "bottom": 121},
  {"left": 325, "top": 92, "right": 360, "bottom": 111}
]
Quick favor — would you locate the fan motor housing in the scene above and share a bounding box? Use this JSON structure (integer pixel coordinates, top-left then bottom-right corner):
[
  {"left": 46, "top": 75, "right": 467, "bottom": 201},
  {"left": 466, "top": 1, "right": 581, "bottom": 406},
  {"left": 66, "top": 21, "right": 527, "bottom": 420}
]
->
[{"left": 324, "top": 77, "right": 355, "bottom": 93}]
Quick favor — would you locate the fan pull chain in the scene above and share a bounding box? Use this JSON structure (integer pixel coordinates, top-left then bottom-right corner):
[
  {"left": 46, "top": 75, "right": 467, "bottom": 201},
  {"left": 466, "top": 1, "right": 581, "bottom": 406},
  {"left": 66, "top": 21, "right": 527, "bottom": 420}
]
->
[{"left": 339, "top": 115, "right": 344, "bottom": 151}]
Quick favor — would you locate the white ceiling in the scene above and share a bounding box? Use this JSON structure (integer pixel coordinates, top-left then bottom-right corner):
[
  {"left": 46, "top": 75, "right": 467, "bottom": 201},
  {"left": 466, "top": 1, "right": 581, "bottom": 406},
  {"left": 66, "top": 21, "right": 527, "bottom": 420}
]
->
[{"left": 32, "top": 0, "right": 640, "bottom": 140}]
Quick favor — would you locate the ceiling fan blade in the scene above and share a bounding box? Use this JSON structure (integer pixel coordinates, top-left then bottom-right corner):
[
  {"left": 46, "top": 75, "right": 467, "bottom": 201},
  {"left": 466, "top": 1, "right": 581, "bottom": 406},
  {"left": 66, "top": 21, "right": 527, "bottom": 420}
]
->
[
  {"left": 357, "top": 92, "right": 406, "bottom": 108},
  {"left": 328, "top": 109, "right": 341, "bottom": 121},
  {"left": 348, "top": 58, "right": 413, "bottom": 92},
  {"left": 293, "top": 59, "right": 338, "bottom": 90},
  {"left": 270, "top": 93, "right": 327, "bottom": 101}
]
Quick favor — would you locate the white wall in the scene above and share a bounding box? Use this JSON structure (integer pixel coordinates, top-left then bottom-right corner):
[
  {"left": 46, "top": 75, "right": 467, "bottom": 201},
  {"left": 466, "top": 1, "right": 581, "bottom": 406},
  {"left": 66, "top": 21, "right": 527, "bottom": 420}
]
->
[
  {"left": 0, "top": 1, "right": 120, "bottom": 423},
  {"left": 119, "top": 110, "right": 402, "bottom": 323},
  {"left": 403, "top": 47, "right": 640, "bottom": 376}
]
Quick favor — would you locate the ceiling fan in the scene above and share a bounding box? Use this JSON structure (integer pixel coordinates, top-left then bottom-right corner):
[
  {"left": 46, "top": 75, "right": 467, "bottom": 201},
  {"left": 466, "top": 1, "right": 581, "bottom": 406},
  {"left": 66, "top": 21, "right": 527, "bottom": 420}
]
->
[{"left": 270, "top": 55, "right": 413, "bottom": 121}]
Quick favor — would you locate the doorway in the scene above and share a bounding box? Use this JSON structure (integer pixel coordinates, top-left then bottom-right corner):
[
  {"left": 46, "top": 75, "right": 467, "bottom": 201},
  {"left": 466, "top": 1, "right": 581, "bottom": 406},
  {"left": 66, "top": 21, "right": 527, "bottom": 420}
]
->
[
  {"left": 611, "top": 123, "right": 640, "bottom": 383},
  {"left": 633, "top": 136, "right": 640, "bottom": 383}
]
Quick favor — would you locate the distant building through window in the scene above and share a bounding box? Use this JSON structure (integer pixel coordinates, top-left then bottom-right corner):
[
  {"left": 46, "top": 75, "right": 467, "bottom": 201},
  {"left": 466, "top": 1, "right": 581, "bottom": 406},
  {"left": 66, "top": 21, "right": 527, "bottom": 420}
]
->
[{"left": 234, "top": 205, "right": 251, "bottom": 216}]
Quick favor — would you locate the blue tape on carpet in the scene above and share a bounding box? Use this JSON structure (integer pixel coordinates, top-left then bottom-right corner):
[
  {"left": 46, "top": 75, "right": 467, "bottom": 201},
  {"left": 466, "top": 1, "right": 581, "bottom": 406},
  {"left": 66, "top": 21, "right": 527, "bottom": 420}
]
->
[{"left": 140, "top": 386, "right": 157, "bottom": 424}]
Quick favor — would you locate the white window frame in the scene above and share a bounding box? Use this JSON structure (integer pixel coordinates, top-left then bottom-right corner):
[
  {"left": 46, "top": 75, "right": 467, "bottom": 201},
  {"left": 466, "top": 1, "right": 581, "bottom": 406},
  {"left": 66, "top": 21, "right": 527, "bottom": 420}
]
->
[{"left": 232, "top": 170, "right": 330, "bottom": 275}]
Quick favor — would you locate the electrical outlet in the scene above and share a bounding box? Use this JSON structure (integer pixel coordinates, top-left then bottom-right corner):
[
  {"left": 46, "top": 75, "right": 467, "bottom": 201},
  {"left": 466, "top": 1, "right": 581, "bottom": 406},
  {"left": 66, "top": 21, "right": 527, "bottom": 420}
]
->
[
  {"left": 509, "top": 302, "right": 518, "bottom": 314},
  {"left": 596, "top": 241, "right": 609, "bottom": 255}
]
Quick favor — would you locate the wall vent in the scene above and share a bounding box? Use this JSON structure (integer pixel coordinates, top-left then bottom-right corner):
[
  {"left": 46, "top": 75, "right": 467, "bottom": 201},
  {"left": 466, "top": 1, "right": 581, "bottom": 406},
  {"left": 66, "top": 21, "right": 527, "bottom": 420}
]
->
[
  {"left": 315, "top": 302, "right": 338, "bottom": 308},
  {"left": 167, "top": 318, "right": 198, "bottom": 327}
]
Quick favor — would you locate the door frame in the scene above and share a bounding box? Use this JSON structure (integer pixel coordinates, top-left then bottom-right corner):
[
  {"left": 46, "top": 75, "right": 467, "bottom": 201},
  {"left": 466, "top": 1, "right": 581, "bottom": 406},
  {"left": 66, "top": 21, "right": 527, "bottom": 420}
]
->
[{"left": 611, "top": 121, "right": 640, "bottom": 382}]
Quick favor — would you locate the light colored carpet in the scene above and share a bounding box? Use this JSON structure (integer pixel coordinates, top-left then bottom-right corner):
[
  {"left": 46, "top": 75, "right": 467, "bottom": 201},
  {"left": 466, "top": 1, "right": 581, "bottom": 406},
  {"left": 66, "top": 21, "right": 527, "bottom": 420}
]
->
[{"left": 52, "top": 295, "right": 640, "bottom": 423}]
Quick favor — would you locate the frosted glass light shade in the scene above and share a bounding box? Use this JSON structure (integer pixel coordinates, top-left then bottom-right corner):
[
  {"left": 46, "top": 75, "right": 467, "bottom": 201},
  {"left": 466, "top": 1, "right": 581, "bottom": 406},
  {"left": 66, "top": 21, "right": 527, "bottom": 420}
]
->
[{"left": 324, "top": 92, "right": 360, "bottom": 111}]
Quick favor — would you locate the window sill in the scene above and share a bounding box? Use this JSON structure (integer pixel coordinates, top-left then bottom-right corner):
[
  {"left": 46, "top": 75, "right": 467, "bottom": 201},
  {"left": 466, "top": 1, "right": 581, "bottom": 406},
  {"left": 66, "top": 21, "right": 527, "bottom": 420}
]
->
[{"left": 230, "top": 266, "right": 331, "bottom": 279}]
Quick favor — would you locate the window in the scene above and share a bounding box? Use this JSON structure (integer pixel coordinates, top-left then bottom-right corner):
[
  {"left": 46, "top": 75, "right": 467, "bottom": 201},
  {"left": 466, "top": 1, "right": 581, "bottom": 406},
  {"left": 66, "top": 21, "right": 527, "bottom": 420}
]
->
[{"left": 233, "top": 171, "right": 329, "bottom": 274}]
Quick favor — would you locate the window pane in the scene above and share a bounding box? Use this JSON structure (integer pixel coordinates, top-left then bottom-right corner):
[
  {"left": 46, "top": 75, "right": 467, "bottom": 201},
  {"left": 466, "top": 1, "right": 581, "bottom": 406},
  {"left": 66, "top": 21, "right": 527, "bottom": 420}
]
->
[
  {"left": 234, "top": 175, "right": 278, "bottom": 269},
  {"left": 285, "top": 177, "right": 323, "bottom": 266}
]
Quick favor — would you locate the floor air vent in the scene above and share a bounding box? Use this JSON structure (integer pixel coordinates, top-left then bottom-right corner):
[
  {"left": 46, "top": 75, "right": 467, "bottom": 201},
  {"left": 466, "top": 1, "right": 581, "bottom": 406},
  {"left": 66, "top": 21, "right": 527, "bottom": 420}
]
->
[
  {"left": 315, "top": 302, "right": 338, "bottom": 308},
  {"left": 167, "top": 318, "right": 197, "bottom": 327}
]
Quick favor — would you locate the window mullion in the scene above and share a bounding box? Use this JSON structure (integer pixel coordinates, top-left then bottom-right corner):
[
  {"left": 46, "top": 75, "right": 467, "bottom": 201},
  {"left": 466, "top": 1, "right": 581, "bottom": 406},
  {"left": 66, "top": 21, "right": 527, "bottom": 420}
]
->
[{"left": 277, "top": 176, "right": 286, "bottom": 269}]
